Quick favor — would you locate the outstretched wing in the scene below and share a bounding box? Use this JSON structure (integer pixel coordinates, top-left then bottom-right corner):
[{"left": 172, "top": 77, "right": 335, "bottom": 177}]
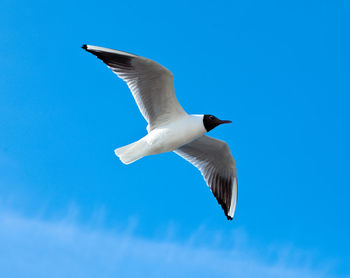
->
[
  {"left": 174, "top": 135, "right": 237, "bottom": 220},
  {"left": 82, "top": 45, "right": 187, "bottom": 131}
]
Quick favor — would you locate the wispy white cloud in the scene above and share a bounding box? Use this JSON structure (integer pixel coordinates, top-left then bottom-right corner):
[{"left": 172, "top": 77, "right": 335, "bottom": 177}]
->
[{"left": 0, "top": 209, "right": 345, "bottom": 278}]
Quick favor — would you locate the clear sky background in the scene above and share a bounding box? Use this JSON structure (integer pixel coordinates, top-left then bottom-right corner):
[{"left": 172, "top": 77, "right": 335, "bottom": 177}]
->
[{"left": 1, "top": 0, "right": 349, "bottom": 277}]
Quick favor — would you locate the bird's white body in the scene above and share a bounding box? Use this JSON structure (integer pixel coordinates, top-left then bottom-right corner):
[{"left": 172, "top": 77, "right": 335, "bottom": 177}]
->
[
  {"left": 145, "top": 114, "right": 205, "bottom": 154},
  {"left": 115, "top": 114, "right": 206, "bottom": 163}
]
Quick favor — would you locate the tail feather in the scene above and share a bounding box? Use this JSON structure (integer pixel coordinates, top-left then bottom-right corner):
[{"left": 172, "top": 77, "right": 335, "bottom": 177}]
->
[{"left": 114, "top": 140, "right": 147, "bottom": 164}]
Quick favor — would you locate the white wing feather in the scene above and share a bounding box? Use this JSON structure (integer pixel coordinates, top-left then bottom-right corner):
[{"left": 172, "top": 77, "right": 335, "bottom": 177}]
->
[
  {"left": 83, "top": 45, "right": 187, "bottom": 131},
  {"left": 174, "top": 135, "right": 238, "bottom": 220}
]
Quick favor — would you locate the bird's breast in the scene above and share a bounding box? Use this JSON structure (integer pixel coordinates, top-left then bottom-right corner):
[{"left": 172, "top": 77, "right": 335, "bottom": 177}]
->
[{"left": 144, "top": 115, "right": 206, "bottom": 155}]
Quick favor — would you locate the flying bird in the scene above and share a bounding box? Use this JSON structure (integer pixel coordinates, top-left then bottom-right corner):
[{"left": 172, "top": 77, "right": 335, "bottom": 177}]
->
[{"left": 82, "top": 44, "right": 238, "bottom": 220}]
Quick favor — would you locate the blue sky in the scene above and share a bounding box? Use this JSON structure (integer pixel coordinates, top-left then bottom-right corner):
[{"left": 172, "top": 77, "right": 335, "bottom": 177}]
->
[{"left": 1, "top": 0, "right": 349, "bottom": 277}]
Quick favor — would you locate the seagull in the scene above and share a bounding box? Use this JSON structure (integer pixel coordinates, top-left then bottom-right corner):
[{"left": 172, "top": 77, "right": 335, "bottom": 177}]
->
[{"left": 82, "top": 44, "right": 238, "bottom": 220}]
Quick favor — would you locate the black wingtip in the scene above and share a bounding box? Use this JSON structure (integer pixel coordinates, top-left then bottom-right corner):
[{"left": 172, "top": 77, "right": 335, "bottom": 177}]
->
[
  {"left": 226, "top": 215, "right": 233, "bottom": 221},
  {"left": 82, "top": 44, "right": 88, "bottom": 50}
]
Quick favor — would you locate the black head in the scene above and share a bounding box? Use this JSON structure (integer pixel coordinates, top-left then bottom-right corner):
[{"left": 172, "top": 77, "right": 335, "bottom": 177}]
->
[{"left": 203, "top": 115, "right": 232, "bottom": 132}]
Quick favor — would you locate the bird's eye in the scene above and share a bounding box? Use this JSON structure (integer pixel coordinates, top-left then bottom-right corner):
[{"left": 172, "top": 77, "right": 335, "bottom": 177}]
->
[{"left": 209, "top": 115, "right": 215, "bottom": 120}]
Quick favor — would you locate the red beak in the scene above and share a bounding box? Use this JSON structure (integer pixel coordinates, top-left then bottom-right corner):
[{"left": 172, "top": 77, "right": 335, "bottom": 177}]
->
[{"left": 219, "top": 120, "right": 232, "bottom": 124}]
